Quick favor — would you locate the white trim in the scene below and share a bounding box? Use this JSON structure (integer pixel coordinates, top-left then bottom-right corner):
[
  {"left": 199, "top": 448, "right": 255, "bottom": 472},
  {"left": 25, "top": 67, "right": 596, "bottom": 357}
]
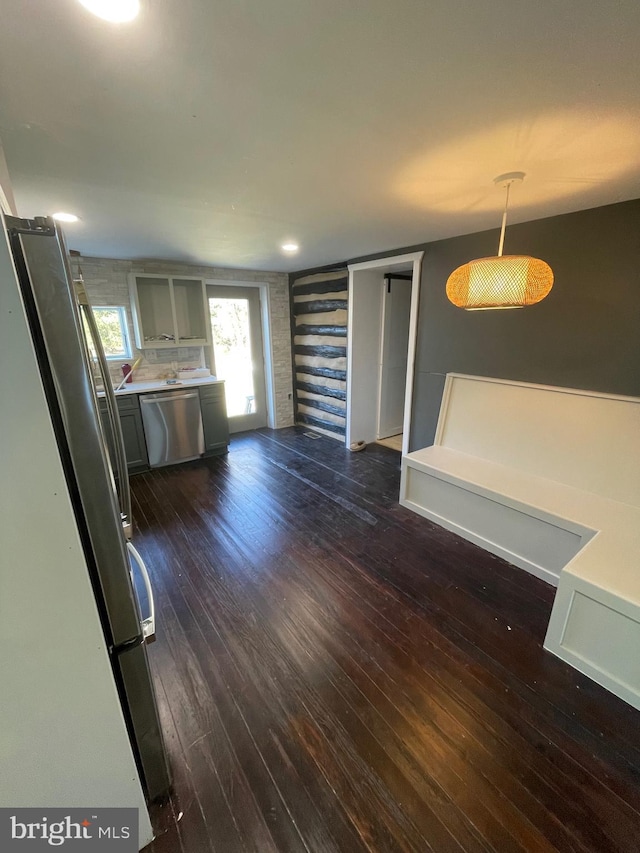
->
[
  {"left": 347, "top": 251, "right": 425, "bottom": 273},
  {"left": 402, "top": 256, "right": 423, "bottom": 456},
  {"left": 92, "top": 304, "right": 133, "bottom": 361},
  {"left": 205, "top": 278, "right": 277, "bottom": 430},
  {"left": 345, "top": 279, "right": 357, "bottom": 447},
  {"left": 346, "top": 252, "right": 423, "bottom": 456},
  {"left": 375, "top": 282, "right": 388, "bottom": 439}
]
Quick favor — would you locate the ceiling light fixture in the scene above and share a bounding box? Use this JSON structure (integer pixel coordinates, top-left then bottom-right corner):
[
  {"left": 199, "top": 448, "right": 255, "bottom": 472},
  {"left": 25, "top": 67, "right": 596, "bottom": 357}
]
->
[
  {"left": 281, "top": 242, "right": 299, "bottom": 253},
  {"left": 446, "top": 172, "right": 554, "bottom": 310},
  {"left": 77, "top": 0, "right": 140, "bottom": 23},
  {"left": 52, "top": 212, "right": 79, "bottom": 223}
]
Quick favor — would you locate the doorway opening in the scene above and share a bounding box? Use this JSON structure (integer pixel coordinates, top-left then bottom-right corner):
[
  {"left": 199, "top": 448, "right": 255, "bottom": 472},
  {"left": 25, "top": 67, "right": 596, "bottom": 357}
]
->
[
  {"left": 346, "top": 252, "right": 423, "bottom": 456},
  {"left": 377, "top": 273, "right": 413, "bottom": 447},
  {"left": 206, "top": 283, "right": 270, "bottom": 433}
]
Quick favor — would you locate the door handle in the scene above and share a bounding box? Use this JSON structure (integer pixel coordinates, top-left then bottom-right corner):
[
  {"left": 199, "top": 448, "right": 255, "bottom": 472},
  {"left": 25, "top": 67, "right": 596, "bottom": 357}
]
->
[
  {"left": 80, "top": 300, "right": 132, "bottom": 532},
  {"left": 126, "top": 542, "right": 156, "bottom": 643}
]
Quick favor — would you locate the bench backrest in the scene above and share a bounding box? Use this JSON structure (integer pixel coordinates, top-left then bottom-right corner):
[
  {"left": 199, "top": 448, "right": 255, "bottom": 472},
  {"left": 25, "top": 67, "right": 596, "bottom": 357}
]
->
[{"left": 435, "top": 374, "right": 640, "bottom": 507}]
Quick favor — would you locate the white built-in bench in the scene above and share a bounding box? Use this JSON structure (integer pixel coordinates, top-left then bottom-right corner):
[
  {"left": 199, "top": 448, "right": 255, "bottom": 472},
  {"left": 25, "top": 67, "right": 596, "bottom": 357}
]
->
[{"left": 400, "top": 374, "right": 640, "bottom": 710}]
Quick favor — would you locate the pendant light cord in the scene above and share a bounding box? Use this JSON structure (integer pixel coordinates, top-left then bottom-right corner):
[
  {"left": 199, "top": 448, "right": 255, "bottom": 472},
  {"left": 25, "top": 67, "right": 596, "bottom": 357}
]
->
[{"left": 497, "top": 181, "right": 511, "bottom": 257}]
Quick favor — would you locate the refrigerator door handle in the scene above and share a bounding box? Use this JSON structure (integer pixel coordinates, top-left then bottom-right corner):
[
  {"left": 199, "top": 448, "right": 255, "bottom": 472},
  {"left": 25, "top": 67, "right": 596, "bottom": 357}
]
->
[
  {"left": 126, "top": 542, "right": 156, "bottom": 643},
  {"left": 78, "top": 296, "right": 133, "bottom": 538}
]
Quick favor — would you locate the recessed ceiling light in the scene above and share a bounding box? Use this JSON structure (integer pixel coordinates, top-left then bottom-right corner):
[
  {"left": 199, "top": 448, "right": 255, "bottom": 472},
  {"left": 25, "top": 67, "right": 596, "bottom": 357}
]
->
[
  {"left": 77, "top": 0, "right": 140, "bottom": 23},
  {"left": 52, "top": 212, "right": 79, "bottom": 223},
  {"left": 281, "top": 242, "right": 299, "bottom": 253}
]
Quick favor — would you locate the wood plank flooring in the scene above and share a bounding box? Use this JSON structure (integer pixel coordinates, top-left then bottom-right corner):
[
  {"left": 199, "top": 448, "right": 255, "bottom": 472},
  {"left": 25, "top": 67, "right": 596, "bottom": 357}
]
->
[{"left": 136, "top": 427, "right": 640, "bottom": 852}]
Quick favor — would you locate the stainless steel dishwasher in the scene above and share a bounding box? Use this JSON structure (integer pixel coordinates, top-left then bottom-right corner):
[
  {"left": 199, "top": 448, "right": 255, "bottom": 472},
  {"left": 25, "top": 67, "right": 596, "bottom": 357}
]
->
[{"left": 140, "top": 389, "right": 204, "bottom": 467}]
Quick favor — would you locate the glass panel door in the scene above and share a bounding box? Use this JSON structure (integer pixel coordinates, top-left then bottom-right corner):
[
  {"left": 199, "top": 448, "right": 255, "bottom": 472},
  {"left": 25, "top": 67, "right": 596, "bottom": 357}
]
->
[{"left": 207, "top": 285, "right": 267, "bottom": 433}]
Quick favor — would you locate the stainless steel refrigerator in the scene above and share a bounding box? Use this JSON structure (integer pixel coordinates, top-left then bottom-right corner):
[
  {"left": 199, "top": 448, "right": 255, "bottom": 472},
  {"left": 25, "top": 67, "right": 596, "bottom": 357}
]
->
[{"left": 4, "top": 212, "right": 171, "bottom": 802}]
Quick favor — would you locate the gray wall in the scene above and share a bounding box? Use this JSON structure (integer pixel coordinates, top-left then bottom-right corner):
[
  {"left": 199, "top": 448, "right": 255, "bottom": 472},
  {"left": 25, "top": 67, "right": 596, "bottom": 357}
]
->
[
  {"left": 294, "top": 198, "right": 640, "bottom": 451},
  {"left": 410, "top": 198, "right": 640, "bottom": 449}
]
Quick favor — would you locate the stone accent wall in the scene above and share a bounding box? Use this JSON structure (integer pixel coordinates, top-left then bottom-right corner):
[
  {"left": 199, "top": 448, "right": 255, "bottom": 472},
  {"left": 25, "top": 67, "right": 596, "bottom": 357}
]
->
[
  {"left": 75, "top": 255, "right": 294, "bottom": 429},
  {"left": 267, "top": 274, "right": 296, "bottom": 429}
]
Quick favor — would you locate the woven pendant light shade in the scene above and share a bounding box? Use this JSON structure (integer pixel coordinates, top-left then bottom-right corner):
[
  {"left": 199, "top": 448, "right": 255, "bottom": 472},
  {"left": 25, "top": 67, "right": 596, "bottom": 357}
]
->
[
  {"left": 446, "top": 255, "right": 554, "bottom": 310},
  {"left": 446, "top": 173, "right": 554, "bottom": 310}
]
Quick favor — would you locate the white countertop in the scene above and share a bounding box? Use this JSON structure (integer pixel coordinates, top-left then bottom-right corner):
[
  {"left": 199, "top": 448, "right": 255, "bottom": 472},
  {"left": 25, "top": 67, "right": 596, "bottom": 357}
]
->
[{"left": 98, "top": 376, "right": 224, "bottom": 397}]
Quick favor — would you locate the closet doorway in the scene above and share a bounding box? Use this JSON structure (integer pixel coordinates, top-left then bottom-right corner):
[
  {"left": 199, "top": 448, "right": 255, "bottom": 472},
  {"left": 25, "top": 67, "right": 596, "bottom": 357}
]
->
[{"left": 346, "top": 252, "right": 423, "bottom": 456}]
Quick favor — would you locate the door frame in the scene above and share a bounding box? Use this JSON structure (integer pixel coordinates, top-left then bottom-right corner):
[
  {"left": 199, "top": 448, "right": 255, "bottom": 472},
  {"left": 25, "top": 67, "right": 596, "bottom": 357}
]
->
[
  {"left": 205, "top": 279, "right": 277, "bottom": 429},
  {"left": 346, "top": 252, "right": 423, "bottom": 456}
]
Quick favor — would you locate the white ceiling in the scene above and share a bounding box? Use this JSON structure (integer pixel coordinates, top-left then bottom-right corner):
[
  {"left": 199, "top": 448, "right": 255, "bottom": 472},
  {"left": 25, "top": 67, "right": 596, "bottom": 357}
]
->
[{"left": 1, "top": 0, "right": 639, "bottom": 272}]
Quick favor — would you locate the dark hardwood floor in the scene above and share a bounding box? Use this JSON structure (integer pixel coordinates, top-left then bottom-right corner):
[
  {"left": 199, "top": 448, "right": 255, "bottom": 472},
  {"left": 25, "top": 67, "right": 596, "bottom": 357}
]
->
[{"left": 136, "top": 427, "right": 640, "bottom": 853}]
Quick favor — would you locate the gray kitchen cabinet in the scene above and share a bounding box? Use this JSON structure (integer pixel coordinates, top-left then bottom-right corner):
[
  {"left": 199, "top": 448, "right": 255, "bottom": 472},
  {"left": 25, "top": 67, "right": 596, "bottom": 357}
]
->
[
  {"left": 99, "top": 394, "right": 149, "bottom": 474},
  {"left": 199, "top": 382, "right": 229, "bottom": 456},
  {"left": 129, "top": 274, "right": 210, "bottom": 348}
]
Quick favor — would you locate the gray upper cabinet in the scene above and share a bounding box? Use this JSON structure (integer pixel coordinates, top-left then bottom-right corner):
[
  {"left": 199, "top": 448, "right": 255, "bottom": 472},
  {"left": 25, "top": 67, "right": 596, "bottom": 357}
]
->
[
  {"left": 129, "top": 274, "right": 210, "bottom": 348},
  {"left": 199, "top": 383, "right": 229, "bottom": 455},
  {"left": 99, "top": 394, "right": 149, "bottom": 474}
]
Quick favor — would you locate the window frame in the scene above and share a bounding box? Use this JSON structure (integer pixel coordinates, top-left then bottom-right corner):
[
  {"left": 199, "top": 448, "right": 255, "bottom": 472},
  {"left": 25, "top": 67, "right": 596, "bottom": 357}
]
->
[{"left": 91, "top": 305, "right": 133, "bottom": 361}]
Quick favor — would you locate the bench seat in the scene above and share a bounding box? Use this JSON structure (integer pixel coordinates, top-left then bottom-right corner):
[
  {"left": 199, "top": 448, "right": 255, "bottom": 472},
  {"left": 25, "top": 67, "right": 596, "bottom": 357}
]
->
[
  {"left": 402, "top": 445, "right": 640, "bottom": 600},
  {"left": 400, "top": 374, "right": 640, "bottom": 710}
]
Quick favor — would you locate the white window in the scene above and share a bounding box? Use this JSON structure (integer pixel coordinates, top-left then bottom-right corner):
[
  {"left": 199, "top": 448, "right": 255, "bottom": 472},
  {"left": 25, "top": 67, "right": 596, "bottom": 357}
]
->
[{"left": 86, "top": 306, "right": 132, "bottom": 360}]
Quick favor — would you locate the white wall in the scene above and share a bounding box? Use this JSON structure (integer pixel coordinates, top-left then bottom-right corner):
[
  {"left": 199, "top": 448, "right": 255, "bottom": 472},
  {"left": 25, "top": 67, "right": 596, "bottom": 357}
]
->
[{"left": 0, "top": 226, "right": 153, "bottom": 849}]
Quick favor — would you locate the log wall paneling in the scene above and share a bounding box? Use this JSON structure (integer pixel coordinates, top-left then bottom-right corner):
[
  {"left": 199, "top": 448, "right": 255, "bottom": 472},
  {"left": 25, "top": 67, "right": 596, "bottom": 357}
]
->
[
  {"left": 296, "top": 396, "right": 346, "bottom": 418},
  {"left": 296, "top": 381, "right": 347, "bottom": 402},
  {"left": 294, "top": 344, "right": 347, "bottom": 359},
  {"left": 296, "top": 412, "right": 347, "bottom": 434},
  {"left": 295, "top": 325, "right": 348, "bottom": 338},
  {"left": 291, "top": 270, "right": 349, "bottom": 440},
  {"left": 295, "top": 365, "right": 347, "bottom": 382},
  {"left": 293, "top": 299, "right": 348, "bottom": 316},
  {"left": 291, "top": 275, "right": 348, "bottom": 296}
]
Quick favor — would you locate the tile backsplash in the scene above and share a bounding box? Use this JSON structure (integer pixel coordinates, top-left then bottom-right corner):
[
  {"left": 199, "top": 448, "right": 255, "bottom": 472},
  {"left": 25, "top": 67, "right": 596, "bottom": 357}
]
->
[{"left": 116, "top": 346, "right": 204, "bottom": 382}]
